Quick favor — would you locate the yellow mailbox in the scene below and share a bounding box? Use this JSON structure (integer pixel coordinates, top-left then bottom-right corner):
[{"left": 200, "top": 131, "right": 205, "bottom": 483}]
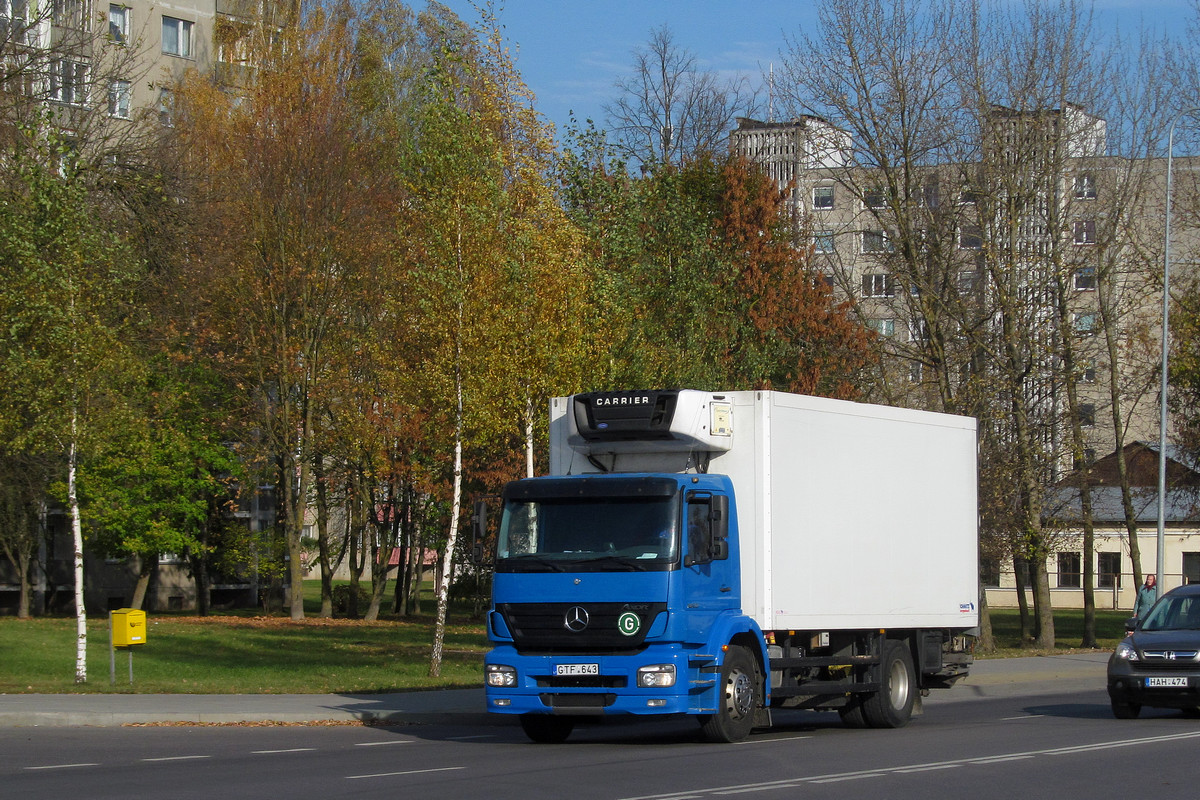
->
[{"left": 111, "top": 608, "right": 147, "bottom": 647}]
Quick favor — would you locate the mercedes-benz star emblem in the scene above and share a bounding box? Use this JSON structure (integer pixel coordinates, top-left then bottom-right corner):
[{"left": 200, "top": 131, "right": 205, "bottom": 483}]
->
[{"left": 564, "top": 606, "right": 590, "bottom": 633}]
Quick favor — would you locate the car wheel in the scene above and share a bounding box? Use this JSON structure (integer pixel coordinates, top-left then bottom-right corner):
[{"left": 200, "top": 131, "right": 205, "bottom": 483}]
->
[{"left": 1111, "top": 700, "right": 1141, "bottom": 719}]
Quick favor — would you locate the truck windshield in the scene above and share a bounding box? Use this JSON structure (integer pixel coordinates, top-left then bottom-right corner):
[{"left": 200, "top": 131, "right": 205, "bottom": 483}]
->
[{"left": 496, "top": 495, "right": 679, "bottom": 572}]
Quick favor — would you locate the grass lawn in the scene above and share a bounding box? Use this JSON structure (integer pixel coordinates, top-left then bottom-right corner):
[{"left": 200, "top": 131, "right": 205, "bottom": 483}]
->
[
  {"left": 982, "top": 606, "right": 1130, "bottom": 656},
  {"left": 0, "top": 581, "right": 488, "bottom": 694},
  {"left": 0, "top": 584, "right": 1127, "bottom": 693}
]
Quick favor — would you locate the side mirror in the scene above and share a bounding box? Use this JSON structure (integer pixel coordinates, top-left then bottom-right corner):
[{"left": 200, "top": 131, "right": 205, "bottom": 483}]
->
[{"left": 1124, "top": 617, "right": 1138, "bottom": 633}]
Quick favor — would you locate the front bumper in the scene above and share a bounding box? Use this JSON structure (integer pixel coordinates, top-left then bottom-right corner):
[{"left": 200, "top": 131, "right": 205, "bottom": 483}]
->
[
  {"left": 484, "top": 645, "right": 710, "bottom": 716},
  {"left": 1107, "top": 670, "right": 1200, "bottom": 710}
]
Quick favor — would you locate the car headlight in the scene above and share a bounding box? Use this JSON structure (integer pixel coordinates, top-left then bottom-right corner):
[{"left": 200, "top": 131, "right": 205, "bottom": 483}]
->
[
  {"left": 637, "top": 664, "right": 676, "bottom": 688},
  {"left": 486, "top": 664, "right": 517, "bottom": 687},
  {"left": 1114, "top": 641, "right": 1139, "bottom": 662}
]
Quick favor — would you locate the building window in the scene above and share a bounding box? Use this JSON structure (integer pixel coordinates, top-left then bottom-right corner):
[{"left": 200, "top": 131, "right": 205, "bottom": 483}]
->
[
  {"left": 1058, "top": 552, "right": 1081, "bottom": 588},
  {"left": 812, "top": 185, "right": 834, "bottom": 209},
  {"left": 861, "top": 273, "right": 895, "bottom": 298},
  {"left": 1074, "top": 266, "right": 1096, "bottom": 290},
  {"left": 108, "top": 4, "right": 128, "bottom": 43},
  {"left": 1079, "top": 358, "right": 1096, "bottom": 383},
  {"left": 813, "top": 231, "right": 835, "bottom": 254},
  {"left": 863, "top": 187, "right": 887, "bottom": 209},
  {"left": 108, "top": 78, "right": 131, "bottom": 118},
  {"left": 157, "top": 87, "right": 174, "bottom": 126},
  {"left": 1073, "top": 219, "right": 1096, "bottom": 245},
  {"left": 958, "top": 225, "right": 983, "bottom": 250},
  {"left": 923, "top": 183, "right": 940, "bottom": 209},
  {"left": 50, "top": 59, "right": 87, "bottom": 105},
  {"left": 908, "top": 360, "right": 923, "bottom": 383},
  {"left": 957, "top": 270, "right": 979, "bottom": 294},
  {"left": 1098, "top": 552, "right": 1121, "bottom": 589},
  {"left": 1074, "top": 174, "right": 1097, "bottom": 200},
  {"left": 959, "top": 189, "right": 980, "bottom": 204},
  {"left": 866, "top": 318, "right": 895, "bottom": 337},
  {"left": 909, "top": 319, "right": 928, "bottom": 343},
  {"left": 1074, "top": 312, "right": 1097, "bottom": 337},
  {"left": 2, "top": 0, "right": 29, "bottom": 44},
  {"left": 1184, "top": 553, "right": 1200, "bottom": 585},
  {"left": 162, "top": 15, "right": 193, "bottom": 57},
  {"left": 1079, "top": 403, "right": 1095, "bottom": 427},
  {"left": 53, "top": 0, "right": 86, "bottom": 28},
  {"left": 862, "top": 229, "right": 892, "bottom": 254}
]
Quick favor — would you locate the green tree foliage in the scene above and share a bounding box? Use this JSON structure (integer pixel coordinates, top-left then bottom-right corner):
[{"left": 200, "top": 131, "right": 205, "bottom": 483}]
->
[
  {"left": 560, "top": 128, "right": 873, "bottom": 395},
  {"left": 0, "top": 121, "right": 144, "bottom": 675}
]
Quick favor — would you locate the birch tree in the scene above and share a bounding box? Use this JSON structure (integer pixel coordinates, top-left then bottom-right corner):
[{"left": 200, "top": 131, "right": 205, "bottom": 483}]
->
[{"left": 0, "top": 125, "right": 142, "bottom": 679}]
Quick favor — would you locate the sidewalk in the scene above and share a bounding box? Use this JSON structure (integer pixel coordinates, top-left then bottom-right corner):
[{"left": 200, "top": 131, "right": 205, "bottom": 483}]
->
[{"left": 0, "top": 652, "right": 1110, "bottom": 728}]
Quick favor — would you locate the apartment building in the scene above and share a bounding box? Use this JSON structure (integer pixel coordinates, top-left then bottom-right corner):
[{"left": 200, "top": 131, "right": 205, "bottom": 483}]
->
[{"left": 733, "top": 110, "right": 1200, "bottom": 604}]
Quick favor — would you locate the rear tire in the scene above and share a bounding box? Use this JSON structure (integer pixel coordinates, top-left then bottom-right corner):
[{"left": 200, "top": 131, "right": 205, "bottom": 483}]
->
[
  {"left": 862, "top": 640, "right": 916, "bottom": 729},
  {"left": 519, "top": 714, "right": 575, "bottom": 743},
  {"left": 838, "top": 700, "right": 868, "bottom": 728},
  {"left": 699, "top": 646, "right": 762, "bottom": 743},
  {"left": 1111, "top": 700, "right": 1141, "bottom": 719}
]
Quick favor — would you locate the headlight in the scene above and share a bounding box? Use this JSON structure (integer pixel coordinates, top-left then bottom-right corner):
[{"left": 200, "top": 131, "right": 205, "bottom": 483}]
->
[
  {"left": 1114, "top": 641, "right": 1139, "bottom": 662},
  {"left": 637, "top": 664, "right": 676, "bottom": 688},
  {"left": 486, "top": 664, "right": 517, "bottom": 687}
]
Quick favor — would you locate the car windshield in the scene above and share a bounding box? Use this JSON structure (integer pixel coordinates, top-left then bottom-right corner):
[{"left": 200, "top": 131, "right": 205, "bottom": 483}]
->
[
  {"left": 1140, "top": 594, "right": 1200, "bottom": 632},
  {"left": 496, "top": 495, "right": 679, "bottom": 573}
]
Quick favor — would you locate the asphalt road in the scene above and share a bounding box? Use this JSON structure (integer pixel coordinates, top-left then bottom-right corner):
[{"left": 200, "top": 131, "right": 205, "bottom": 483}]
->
[{"left": 5, "top": 679, "right": 1200, "bottom": 800}]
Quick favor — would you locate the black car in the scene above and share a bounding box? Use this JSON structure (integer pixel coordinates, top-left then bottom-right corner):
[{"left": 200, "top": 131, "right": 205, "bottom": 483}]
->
[{"left": 1107, "top": 583, "right": 1200, "bottom": 718}]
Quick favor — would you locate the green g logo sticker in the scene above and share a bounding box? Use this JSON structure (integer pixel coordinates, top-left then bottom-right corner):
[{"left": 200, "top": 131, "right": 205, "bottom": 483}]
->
[{"left": 618, "top": 612, "right": 640, "bottom": 636}]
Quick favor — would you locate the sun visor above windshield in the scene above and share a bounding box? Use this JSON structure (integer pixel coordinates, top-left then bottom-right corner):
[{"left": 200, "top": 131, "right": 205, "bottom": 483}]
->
[{"left": 564, "top": 390, "right": 733, "bottom": 454}]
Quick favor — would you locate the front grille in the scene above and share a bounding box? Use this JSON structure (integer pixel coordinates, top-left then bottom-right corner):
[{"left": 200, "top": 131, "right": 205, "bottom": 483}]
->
[
  {"left": 500, "top": 602, "right": 666, "bottom": 654},
  {"left": 537, "top": 675, "right": 628, "bottom": 689},
  {"left": 1140, "top": 650, "right": 1200, "bottom": 670},
  {"left": 540, "top": 693, "right": 616, "bottom": 709}
]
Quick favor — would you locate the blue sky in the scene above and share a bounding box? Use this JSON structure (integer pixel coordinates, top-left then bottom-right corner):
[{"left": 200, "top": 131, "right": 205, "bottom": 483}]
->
[{"left": 428, "top": 1, "right": 1194, "bottom": 137}]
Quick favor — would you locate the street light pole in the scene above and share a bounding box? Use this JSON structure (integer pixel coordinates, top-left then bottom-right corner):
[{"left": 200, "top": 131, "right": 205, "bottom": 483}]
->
[{"left": 1158, "top": 109, "right": 1200, "bottom": 598}]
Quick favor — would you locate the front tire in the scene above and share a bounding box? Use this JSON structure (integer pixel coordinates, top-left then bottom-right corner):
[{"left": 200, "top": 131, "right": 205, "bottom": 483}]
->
[
  {"left": 699, "top": 646, "right": 762, "bottom": 743},
  {"left": 520, "top": 714, "right": 575, "bottom": 743},
  {"left": 862, "top": 640, "right": 916, "bottom": 729},
  {"left": 1111, "top": 700, "right": 1141, "bottom": 719}
]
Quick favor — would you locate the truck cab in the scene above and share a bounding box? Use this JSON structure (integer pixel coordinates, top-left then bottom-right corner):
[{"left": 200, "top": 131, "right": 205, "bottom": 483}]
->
[{"left": 483, "top": 471, "right": 764, "bottom": 743}]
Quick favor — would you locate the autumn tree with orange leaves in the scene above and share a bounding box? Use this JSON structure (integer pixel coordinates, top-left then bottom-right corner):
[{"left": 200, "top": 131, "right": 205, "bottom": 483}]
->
[{"left": 168, "top": 3, "right": 400, "bottom": 620}]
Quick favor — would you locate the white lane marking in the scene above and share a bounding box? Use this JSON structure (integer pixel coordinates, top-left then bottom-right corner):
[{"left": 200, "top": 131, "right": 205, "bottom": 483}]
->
[
  {"left": 142, "top": 755, "right": 212, "bottom": 762},
  {"left": 734, "top": 735, "right": 813, "bottom": 746},
  {"left": 251, "top": 748, "right": 317, "bottom": 754},
  {"left": 807, "top": 774, "right": 887, "bottom": 784},
  {"left": 617, "top": 730, "right": 1200, "bottom": 800},
  {"left": 346, "top": 766, "right": 466, "bottom": 780},
  {"left": 354, "top": 740, "right": 414, "bottom": 747},
  {"left": 24, "top": 763, "right": 99, "bottom": 771},
  {"left": 1001, "top": 714, "right": 1045, "bottom": 720}
]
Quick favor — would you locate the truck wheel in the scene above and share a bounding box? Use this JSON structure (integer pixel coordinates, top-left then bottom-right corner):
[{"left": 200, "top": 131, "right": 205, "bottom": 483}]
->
[
  {"left": 862, "top": 640, "right": 915, "bottom": 729},
  {"left": 699, "top": 647, "right": 761, "bottom": 743},
  {"left": 838, "top": 700, "right": 868, "bottom": 728},
  {"left": 1110, "top": 700, "right": 1141, "bottom": 719},
  {"left": 519, "top": 714, "right": 575, "bottom": 743}
]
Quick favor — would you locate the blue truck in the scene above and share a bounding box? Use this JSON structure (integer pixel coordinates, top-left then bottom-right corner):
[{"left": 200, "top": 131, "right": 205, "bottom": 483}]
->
[{"left": 476, "top": 390, "right": 978, "bottom": 742}]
